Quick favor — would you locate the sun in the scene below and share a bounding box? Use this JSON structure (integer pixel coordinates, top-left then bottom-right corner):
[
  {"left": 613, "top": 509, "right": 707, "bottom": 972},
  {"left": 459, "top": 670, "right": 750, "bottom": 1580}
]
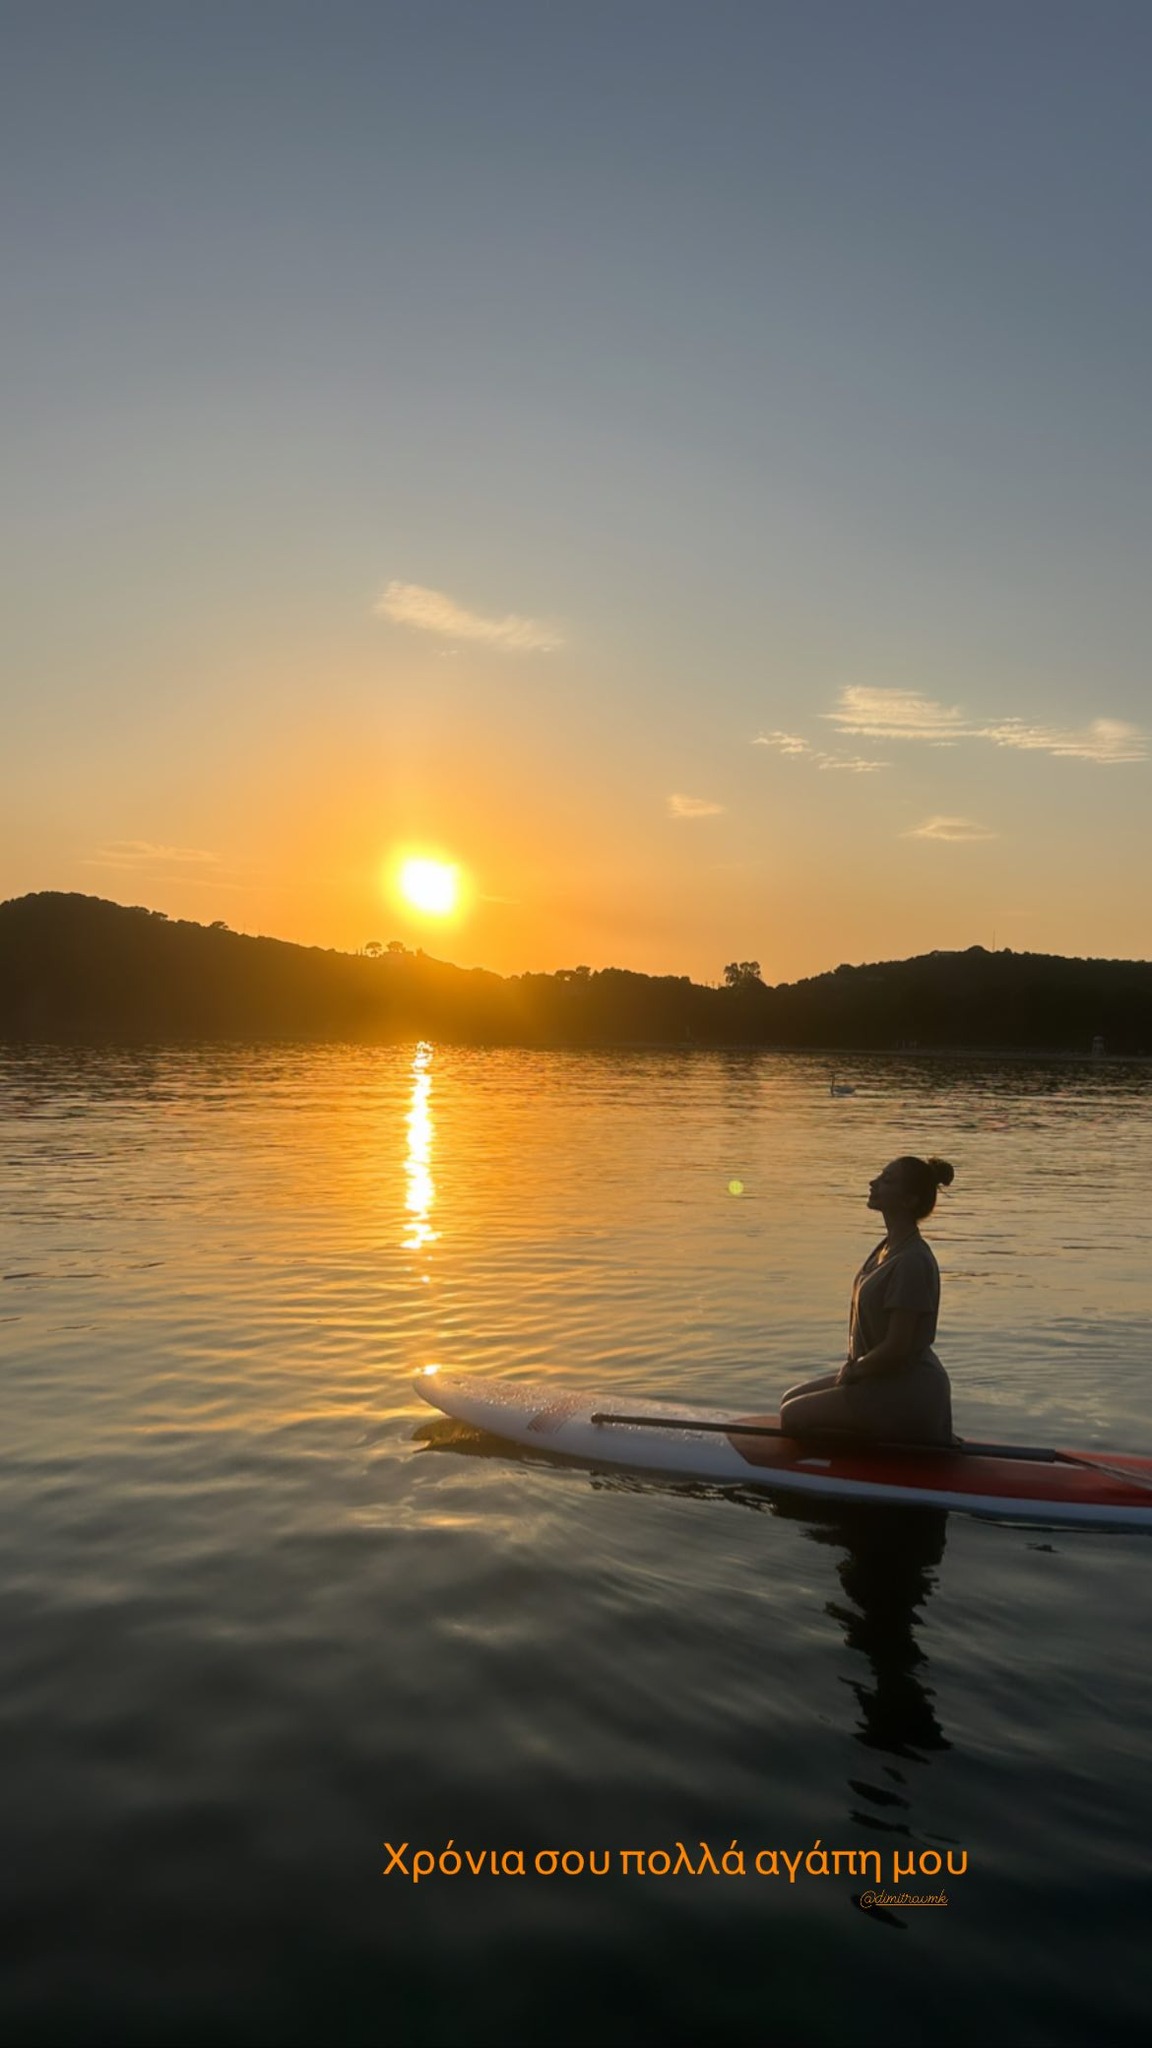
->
[{"left": 397, "top": 856, "right": 460, "bottom": 918}]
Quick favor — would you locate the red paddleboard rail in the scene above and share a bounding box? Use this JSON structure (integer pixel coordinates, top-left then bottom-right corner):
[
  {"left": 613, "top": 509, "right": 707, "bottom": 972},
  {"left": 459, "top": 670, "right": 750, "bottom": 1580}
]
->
[
  {"left": 590, "top": 1412, "right": 1053, "bottom": 1459},
  {"left": 589, "top": 1411, "right": 1152, "bottom": 1493}
]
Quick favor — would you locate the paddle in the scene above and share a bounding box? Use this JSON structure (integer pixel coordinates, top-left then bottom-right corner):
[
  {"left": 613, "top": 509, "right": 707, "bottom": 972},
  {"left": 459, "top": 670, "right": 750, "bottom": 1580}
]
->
[{"left": 589, "top": 1411, "right": 1152, "bottom": 1492}]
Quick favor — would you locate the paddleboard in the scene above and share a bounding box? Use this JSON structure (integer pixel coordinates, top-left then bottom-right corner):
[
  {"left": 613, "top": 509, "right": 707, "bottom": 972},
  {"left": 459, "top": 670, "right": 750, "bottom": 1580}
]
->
[{"left": 414, "top": 1368, "right": 1152, "bottom": 1528}]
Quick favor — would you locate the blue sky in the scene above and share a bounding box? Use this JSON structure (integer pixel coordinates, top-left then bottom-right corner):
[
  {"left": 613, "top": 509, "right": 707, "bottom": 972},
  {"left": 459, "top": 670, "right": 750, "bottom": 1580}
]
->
[{"left": 3, "top": 1, "right": 1150, "bottom": 978}]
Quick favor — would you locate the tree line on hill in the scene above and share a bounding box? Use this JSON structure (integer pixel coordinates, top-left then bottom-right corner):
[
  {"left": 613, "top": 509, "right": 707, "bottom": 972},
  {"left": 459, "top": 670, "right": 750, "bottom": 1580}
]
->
[{"left": 1, "top": 892, "right": 1150, "bottom": 1053}]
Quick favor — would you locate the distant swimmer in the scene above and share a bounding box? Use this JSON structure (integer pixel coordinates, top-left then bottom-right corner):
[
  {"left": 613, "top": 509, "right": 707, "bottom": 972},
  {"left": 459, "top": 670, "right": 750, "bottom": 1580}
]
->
[{"left": 780, "top": 1156, "right": 955, "bottom": 1445}]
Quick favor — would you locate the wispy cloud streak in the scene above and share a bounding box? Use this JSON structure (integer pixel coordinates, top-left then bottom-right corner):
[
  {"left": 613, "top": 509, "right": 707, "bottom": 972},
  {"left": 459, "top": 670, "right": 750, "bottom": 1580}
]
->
[
  {"left": 753, "top": 730, "right": 889, "bottom": 772},
  {"left": 824, "top": 688, "right": 968, "bottom": 742},
  {"left": 904, "top": 817, "right": 998, "bottom": 842},
  {"left": 754, "top": 731, "right": 811, "bottom": 755},
  {"left": 824, "top": 688, "right": 1145, "bottom": 762},
  {"left": 89, "top": 841, "right": 220, "bottom": 869},
  {"left": 981, "top": 717, "right": 1145, "bottom": 763},
  {"left": 375, "top": 580, "right": 563, "bottom": 653},
  {"left": 668, "top": 793, "right": 725, "bottom": 818}
]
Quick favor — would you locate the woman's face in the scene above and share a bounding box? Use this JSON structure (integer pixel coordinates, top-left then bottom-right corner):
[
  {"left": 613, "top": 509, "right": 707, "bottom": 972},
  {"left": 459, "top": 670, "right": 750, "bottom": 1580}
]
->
[{"left": 867, "top": 1161, "right": 911, "bottom": 1213}]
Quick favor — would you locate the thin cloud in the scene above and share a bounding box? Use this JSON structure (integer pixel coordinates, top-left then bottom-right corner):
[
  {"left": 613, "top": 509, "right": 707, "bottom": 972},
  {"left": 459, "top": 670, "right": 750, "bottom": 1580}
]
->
[
  {"left": 375, "top": 580, "right": 563, "bottom": 653},
  {"left": 753, "top": 731, "right": 810, "bottom": 754},
  {"left": 982, "top": 717, "right": 1145, "bottom": 763},
  {"left": 824, "top": 688, "right": 1146, "bottom": 762},
  {"left": 88, "top": 841, "right": 220, "bottom": 869},
  {"left": 668, "top": 793, "right": 725, "bottom": 818},
  {"left": 904, "top": 817, "right": 999, "bottom": 842},
  {"left": 825, "top": 688, "right": 966, "bottom": 741},
  {"left": 752, "top": 731, "right": 887, "bottom": 771}
]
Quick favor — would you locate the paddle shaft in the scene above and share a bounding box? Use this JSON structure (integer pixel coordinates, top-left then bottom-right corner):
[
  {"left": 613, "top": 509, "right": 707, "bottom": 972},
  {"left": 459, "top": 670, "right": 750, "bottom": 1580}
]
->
[
  {"left": 591, "top": 1411, "right": 1055, "bottom": 1459},
  {"left": 590, "top": 1410, "right": 1152, "bottom": 1488}
]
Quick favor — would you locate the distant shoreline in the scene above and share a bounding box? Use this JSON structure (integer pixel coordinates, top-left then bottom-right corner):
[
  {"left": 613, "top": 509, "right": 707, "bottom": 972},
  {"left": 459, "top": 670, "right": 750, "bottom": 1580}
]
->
[{"left": 3, "top": 893, "right": 1151, "bottom": 1058}]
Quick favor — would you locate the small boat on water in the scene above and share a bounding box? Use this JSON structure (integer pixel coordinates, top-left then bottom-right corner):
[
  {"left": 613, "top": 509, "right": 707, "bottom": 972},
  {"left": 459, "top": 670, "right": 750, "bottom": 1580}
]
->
[
  {"left": 415, "top": 1369, "right": 1152, "bottom": 1529},
  {"left": 829, "top": 1078, "right": 856, "bottom": 1096}
]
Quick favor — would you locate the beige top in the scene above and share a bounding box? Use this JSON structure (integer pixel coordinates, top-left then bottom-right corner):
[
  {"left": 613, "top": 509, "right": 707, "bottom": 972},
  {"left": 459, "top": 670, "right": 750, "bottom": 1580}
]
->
[{"left": 848, "top": 1232, "right": 941, "bottom": 1366}]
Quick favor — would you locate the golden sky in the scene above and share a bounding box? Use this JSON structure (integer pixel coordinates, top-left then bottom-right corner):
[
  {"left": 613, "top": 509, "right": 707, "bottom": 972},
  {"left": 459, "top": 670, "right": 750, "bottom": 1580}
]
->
[{"left": 4, "top": 7, "right": 1150, "bottom": 982}]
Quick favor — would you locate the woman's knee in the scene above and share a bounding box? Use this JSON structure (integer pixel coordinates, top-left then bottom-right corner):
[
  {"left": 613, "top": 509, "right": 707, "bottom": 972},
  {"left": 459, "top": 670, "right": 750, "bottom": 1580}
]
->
[
  {"left": 780, "top": 1385, "right": 856, "bottom": 1435},
  {"left": 781, "top": 1370, "right": 840, "bottom": 1404}
]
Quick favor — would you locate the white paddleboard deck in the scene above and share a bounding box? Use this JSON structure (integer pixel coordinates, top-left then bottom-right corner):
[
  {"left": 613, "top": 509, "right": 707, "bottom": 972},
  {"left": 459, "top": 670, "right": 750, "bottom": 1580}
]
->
[{"left": 414, "top": 1368, "right": 1152, "bottom": 1528}]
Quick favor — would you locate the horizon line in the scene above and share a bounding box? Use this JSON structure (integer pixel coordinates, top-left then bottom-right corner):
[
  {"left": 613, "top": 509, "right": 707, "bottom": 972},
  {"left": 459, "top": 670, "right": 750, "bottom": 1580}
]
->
[{"left": 3, "top": 889, "right": 1150, "bottom": 988}]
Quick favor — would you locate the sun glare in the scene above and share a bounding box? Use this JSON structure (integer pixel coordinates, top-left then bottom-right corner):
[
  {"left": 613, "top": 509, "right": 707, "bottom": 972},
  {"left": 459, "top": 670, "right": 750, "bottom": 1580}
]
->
[{"left": 397, "top": 857, "right": 460, "bottom": 918}]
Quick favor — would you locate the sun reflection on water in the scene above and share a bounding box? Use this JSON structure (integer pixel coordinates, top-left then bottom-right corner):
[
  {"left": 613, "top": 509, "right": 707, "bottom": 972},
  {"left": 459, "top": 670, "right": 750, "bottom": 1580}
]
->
[{"left": 403, "top": 1042, "right": 439, "bottom": 1252}]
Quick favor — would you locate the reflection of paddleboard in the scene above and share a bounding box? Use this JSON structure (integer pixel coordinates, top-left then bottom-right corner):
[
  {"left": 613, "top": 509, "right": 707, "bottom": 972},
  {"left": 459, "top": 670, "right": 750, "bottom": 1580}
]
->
[{"left": 414, "top": 1369, "right": 1152, "bottom": 1528}]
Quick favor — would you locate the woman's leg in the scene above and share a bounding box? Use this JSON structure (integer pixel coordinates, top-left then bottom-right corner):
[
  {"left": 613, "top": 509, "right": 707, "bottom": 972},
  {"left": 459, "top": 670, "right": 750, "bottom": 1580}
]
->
[
  {"left": 780, "top": 1379, "right": 860, "bottom": 1436},
  {"left": 782, "top": 1363, "right": 954, "bottom": 1445},
  {"left": 848, "top": 1363, "right": 953, "bottom": 1445},
  {"left": 780, "top": 1369, "right": 841, "bottom": 1405}
]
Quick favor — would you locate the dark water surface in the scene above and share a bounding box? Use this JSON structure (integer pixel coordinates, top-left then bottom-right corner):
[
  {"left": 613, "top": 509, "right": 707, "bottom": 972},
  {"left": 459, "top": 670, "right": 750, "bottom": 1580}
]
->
[{"left": 2, "top": 1044, "right": 1150, "bottom": 2046}]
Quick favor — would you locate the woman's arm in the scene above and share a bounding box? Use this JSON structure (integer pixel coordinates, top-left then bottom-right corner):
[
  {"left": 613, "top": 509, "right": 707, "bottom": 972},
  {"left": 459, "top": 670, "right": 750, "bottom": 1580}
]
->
[{"left": 838, "top": 1308, "right": 923, "bottom": 1382}]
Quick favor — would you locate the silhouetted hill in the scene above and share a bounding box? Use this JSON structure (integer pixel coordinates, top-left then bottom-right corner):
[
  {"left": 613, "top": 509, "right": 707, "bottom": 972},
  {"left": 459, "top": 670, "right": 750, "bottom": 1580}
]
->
[{"left": 2, "top": 893, "right": 1150, "bottom": 1052}]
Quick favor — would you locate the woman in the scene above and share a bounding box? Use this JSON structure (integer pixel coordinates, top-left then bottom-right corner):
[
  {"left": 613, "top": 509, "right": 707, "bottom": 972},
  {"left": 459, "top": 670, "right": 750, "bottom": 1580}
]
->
[{"left": 780, "top": 1155, "right": 955, "bottom": 1445}]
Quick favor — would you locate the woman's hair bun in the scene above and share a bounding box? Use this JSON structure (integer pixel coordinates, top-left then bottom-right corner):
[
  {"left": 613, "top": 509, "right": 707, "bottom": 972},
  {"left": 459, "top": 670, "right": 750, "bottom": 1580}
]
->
[{"left": 927, "top": 1156, "right": 955, "bottom": 1189}]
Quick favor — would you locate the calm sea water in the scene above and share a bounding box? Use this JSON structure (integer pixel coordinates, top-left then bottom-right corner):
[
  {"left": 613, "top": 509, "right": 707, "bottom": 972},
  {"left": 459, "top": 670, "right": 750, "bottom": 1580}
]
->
[{"left": 2, "top": 1043, "right": 1150, "bottom": 2047}]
